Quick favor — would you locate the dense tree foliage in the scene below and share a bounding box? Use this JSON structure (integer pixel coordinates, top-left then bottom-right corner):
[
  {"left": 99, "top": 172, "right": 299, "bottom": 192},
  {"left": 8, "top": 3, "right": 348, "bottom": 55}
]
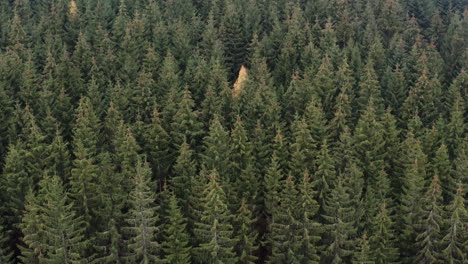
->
[{"left": 0, "top": 0, "right": 466, "bottom": 263}]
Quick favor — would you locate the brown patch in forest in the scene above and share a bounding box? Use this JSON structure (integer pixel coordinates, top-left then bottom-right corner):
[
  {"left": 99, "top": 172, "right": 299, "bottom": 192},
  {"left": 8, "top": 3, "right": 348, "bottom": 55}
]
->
[
  {"left": 233, "top": 65, "right": 248, "bottom": 98},
  {"left": 69, "top": 0, "right": 78, "bottom": 15}
]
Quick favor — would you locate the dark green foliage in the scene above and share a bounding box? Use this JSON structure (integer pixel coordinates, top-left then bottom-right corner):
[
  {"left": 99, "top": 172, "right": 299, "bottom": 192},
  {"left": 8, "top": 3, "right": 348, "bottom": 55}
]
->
[
  {"left": 193, "top": 170, "right": 237, "bottom": 264},
  {"left": 0, "top": 225, "right": 13, "bottom": 264},
  {"left": 234, "top": 199, "right": 258, "bottom": 264},
  {"left": 0, "top": 1, "right": 464, "bottom": 263},
  {"left": 124, "top": 159, "right": 161, "bottom": 264},
  {"left": 415, "top": 175, "right": 444, "bottom": 264},
  {"left": 201, "top": 115, "right": 231, "bottom": 181},
  {"left": 268, "top": 175, "right": 300, "bottom": 264},
  {"left": 370, "top": 204, "right": 399, "bottom": 264},
  {"left": 162, "top": 191, "right": 191, "bottom": 264},
  {"left": 441, "top": 184, "right": 467, "bottom": 264},
  {"left": 353, "top": 235, "right": 375, "bottom": 264},
  {"left": 20, "top": 175, "right": 87, "bottom": 263},
  {"left": 321, "top": 173, "right": 357, "bottom": 264}
]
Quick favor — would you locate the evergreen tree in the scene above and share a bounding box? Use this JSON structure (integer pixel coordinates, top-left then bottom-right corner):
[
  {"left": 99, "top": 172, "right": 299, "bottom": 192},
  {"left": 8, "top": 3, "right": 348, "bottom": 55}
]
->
[
  {"left": 44, "top": 129, "right": 71, "bottom": 182},
  {"left": 398, "top": 131, "right": 428, "bottom": 262},
  {"left": 172, "top": 138, "right": 197, "bottom": 216},
  {"left": 143, "top": 107, "right": 171, "bottom": 181},
  {"left": 124, "top": 159, "right": 161, "bottom": 264},
  {"left": 193, "top": 170, "right": 237, "bottom": 264},
  {"left": 328, "top": 57, "right": 353, "bottom": 139},
  {"left": 222, "top": 2, "right": 248, "bottom": 80},
  {"left": 352, "top": 99, "right": 386, "bottom": 189},
  {"left": 311, "top": 55, "right": 335, "bottom": 115},
  {"left": 415, "top": 175, "right": 444, "bottom": 264},
  {"left": 296, "top": 172, "right": 321, "bottom": 264},
  {"left": 0, "top": 225, "right": 13, "bottom": 264},
  {"left": 441, "top": 184, "right": 467, "bottom": 264},
  {"left": 72, "top": 97, "right": 101, "bottom": 157},
  {"left": 171, "top": 88, "right": 203, "bottom": 149},
  {"left": 162, "top": 190, "right": 191, "bottom": 264},
  {"left": 357, "top": 59, "right": 383, "bottom": 113},
  {"left": 369, "top": 204, "right": 399, "bottom": 264},
  {"left": 18, "top": 189, "right": 43, "bottom": 264},
  {"left": 201, "top": 115, "right": 231, "bottom": 182},
  {"left": 70, "top": 139, "right": 99, "bottom": 229},
  {"left": 234, "top": 199, "right": 258, "bottom": 264},
  {"left": 263, "top": 152, "right": 284, "bottom": 215},
  {"left": 431, "top": 144, "right": 452, "bottom": 202},
  {"left": 289, "top": 116, "right": 316, "bottom": 179},
  {"left": 313, "top": 141, "right": 336, "bottom": 208},
  {"left": 321, "top": 173, "right": 357, "bottom": 264},
  {"left": 353, "top": 235, "right": 375, "bottom": 264},
  {"left": 20, "top": 175, "right": 87, "bottom": 263},
  {"left": 268, "top": 175, "right": 300, "bottom": 264}
]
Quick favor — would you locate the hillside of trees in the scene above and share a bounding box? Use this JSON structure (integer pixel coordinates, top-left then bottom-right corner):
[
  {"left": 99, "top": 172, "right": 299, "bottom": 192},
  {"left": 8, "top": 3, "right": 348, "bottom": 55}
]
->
[{"left": 0, "top": 0, "right": 466, "bottom": 263}]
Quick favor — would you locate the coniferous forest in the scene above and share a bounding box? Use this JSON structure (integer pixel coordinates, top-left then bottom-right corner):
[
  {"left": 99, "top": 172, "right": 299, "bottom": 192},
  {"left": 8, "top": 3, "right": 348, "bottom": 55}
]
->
[{"left": 0, "top": 0, "right": 467, "bottom": 263}]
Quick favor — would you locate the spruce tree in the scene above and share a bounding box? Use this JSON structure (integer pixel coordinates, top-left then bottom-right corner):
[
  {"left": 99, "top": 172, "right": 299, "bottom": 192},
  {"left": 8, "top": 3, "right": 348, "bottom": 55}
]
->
[
  {"left": 268, "top": 175, "right": 300, "bottom": 264},
  {"left": 263, "top": 153, "right": 284, "bottom": 215},
  {"left": 353, "top": 235, "right": 375, "bottom": 264},
  {"left": 296, "top": 172, "right": 321, "bottom": 264},
  {"left": 328, "top": 57, "right": 353, "bottom": 140},
  {"left": 162, "top": 191, "right": 191, "bottom": 264},
  {"left": 193, "top": 170, "right": 237, "bottom": 264},
  {"left": 289, "top": 116, "right": 316, "bottom": 179},
  {"left": 321, "top": 173, "right": 357, "bottom": 264},
  {"left": 20, "top": 175, "right": 87, "bottom": 263},
  {"left": 311, "top": 55, "right": 335, "bottom": 115},
  {"left": 44, "top": 129, "right": 71, "bottom": 182},
  {"left": 18, "top": 189, "right": 43, "bottom": 264},
  {"left": 398, "top": 131, "right": 428, "bottom": 262},
  {"left": 201, "top": 115, "right": 231, "bottom": 182},
  {"left": 313, "top": 141, "right": 336, "bottom": 208},
  {"left": 142, "top": 107, "right": 171, "bottom": 181},
  {"left": 124, "top": 159, "right": 161, "bottom": 264},
  {"left": 0, "top": 225, "right": 13, "bottom": 264},
  {"left": 352, "top": 99, "right": 386, "bottom": 189},
  {"left": 234, "top": 199, "right": 258, "bottom": 264},
  {"left": 415, "top": 175, "right": 444, "bottom": 264},
  {"left": 441, "top": 184, "right": 467, "bottom": 264},
  {"left": 369, "top": 204, "right": 399, "bottom": 264},
  {"left": 170, "top": 88, "right": 203, "bottom": 149},
  {"left": 431, "top": 144, "right": 452, "bottom": 202},
  {"left": 357, "top": 59, "right": 383, "bottom": 113},
  {"left": 172, "top": 138, "right": 197, "bottom": 216}
]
